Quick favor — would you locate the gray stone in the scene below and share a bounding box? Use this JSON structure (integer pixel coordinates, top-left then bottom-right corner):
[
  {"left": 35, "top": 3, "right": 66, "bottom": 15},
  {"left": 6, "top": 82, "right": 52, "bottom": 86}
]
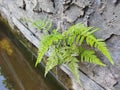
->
[
  {"left": 73, "top": 0, "right": 94, "bottom": 8},
  {"left": 16, "top": 0, "right": 26, "bottom": 10},
  {"left": 33, "top": 0, "right": 55, "bottom": 13},
  {"left": 24, "top": 0, "right": 37, "bottom": 11},
  {"left": 64, "top": 5, "right": 84, "bottom": 23},
  {"left": 89, "top": 0, "right": 120, "bottom": 40},
  {"left": 106, "top": 35, "right": 120, "bottom": 90},
  {"left": 63, "top": 0, "right": 72, "bottom": 5}
]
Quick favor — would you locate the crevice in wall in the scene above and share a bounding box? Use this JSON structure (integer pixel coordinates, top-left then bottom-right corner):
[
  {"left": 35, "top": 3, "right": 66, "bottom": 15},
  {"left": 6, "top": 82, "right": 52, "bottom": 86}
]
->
[
  {"left": 23, "top": 0, "right": 26, "bottom": 10},
  {"left": 105, "top": 34, "right": 119, "bottom": 42},
  {"left": 113, "top": 81, "right": 119, "bottom": 87},
  {"left": 18, "top": 0, "right": 26, "bottom": 10},
  {"left": 63, "top": 0, "right": 73, "bottom": 5},
  {"left": 51, "top": 0, "right": 55, "bottom": 8},
  {"left": 113, "top": 0, "right": 120, "bottom": 6}
]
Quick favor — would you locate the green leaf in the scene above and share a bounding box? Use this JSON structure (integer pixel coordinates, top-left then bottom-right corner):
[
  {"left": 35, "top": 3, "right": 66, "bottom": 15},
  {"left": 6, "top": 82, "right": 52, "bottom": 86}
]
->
[
  {"left": 80, "top": 49, "right": 106, "bottom": 66},
  {"left": 35, "top": 45, "right": 48, "bottom": 66},
  {"left": 85, "top": 35, "right": 114, "bottom": 65},
  {"left": 32, "top": 17, "right": 52, "bottom": 32},
  {"left": 68, "top": 58, "right": 80, "bottom": 84},
  {"left": 45, "top": 52, "right": 59, "bottom": 77}
]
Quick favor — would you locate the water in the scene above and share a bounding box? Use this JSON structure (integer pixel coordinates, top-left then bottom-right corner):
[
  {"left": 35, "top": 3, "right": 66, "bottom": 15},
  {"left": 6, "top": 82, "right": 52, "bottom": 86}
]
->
[
  {"left": 0, "top": 18, "right": 66, "bottom": 90},
  {"left": 0, "top": 68, "right": 8, "bottom": 90}
]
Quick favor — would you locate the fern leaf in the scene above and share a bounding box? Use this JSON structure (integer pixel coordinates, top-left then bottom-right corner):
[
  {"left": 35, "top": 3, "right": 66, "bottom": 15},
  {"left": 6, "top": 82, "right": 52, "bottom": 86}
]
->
[
  {"left": 68, "top": 35, "right": 76, "bottom": 46},
  {"left": 46, "top": 20, "right": 52, "bottom": 32},
  {"left": 35, "top": 35, "right": 52, "bottom": 66},
  {"left": 36, "top": 35, "right": 54, "bottom": 66},
  {"left": 32, "top": 20, "right": 43, "bottom": 29},
  {"left": 63, "top": 23, "right": 98, "bottom": 46},
  {"left": 85, "top": 35, "right": 114, "bottom": 64},
  {"left": 35, "top": 46, "right": 48, "bottom": 66},
  {"left": 36, "top": 31, "right": 62, "bottom": 66},
  {"left": 38, "top": 17, "right": 47, "bottom": 30},
  {"left": 68, "top": 58, "right": 80, "bottom": 84},
  {"left": 45, "top": 50, "right": 58, "bottom": 76},
  {"left": 80, "top": 49, "right": 106, "bottom": 66},
  {"left": 32, "top": 18, "right": 52, "bottom": 32},
  {"left": 70, "top": 24, "right": 114, "bottom": 65},
  {"left": 79, "top": 36, "right": 84, "bottom": 45}
]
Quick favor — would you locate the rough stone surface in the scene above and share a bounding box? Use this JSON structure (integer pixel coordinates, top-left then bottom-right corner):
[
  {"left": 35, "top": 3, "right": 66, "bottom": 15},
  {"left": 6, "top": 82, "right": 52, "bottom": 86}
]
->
[
  {"left": 0, "top": 0, "right": 120, "bottom": 90},
  {"left": 64, "top": 5, "right": 84, "bottom": 23}
]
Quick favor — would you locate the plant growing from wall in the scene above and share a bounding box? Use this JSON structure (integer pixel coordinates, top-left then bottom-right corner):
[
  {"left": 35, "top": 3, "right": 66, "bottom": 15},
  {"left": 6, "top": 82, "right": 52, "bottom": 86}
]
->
[{"left": 32, "top": 19, "right": 114, "bottom": 84}]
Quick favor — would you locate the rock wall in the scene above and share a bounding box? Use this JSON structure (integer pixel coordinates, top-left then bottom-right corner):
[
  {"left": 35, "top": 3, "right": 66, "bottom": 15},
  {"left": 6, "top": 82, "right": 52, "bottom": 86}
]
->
[{"left": 0, "top": 0, "right": 120, "bottom": 90}]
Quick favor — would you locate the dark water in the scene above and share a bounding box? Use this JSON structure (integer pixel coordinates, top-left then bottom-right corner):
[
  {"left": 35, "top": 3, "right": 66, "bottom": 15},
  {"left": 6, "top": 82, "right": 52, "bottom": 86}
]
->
[{"left": 0, "top": 18, "right": 66, "bottom": 90}]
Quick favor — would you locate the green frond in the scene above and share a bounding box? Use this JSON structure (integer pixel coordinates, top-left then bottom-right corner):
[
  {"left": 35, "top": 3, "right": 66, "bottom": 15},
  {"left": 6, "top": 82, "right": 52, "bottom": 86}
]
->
[
  {"left": 63, "top": 23, "right": 99, "bottom": 46},
  {"left": 35, "top": 35, "right": 53, "bottom": 66},
  {"left": 65, "top": 23, "right": 113, "bottom": 65},
  {"left": 32, "top": 18, "right": 52, "bottom": 32},
  {"left": 46, "top": 20, "right": 52, "bottom": 32},
  {"left": 80, "top": 49, "right": 106, "bottom": 66},
  {"left": 32, "top": 19, "right": 44, "bottom": 30},
  {"left": 85, "top": 35, "right": 114, "bottom": 64},
  {"left": 67, "top": 35, "right": 76, "bottom": 46},
  {"left": 68, "top": 58, "right": 80, "bottom": 84},
  {"left": 36, "top": 31, "right": 62, "bottom": 66},
  {"left": 45, "top": 49, "right": 59, "bottom": 77}
]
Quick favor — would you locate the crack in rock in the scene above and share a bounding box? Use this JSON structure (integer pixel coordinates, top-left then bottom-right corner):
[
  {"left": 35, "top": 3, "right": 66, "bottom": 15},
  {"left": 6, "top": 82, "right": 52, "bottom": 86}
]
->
[{"left": 16, "top": 0, "right": 26, "bottom": 10}]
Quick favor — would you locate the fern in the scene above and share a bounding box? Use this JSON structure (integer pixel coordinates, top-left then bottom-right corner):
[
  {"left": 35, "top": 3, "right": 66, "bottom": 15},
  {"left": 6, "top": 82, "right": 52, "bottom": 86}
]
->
[
  {"left": 45, "top": 48, "right": 59, "bottom": 76},
  {"left": 32, "top": 19, "right": 114, "bottom": 84},
  {"left": 35, "top": 31, "right": 62, "bottom": 66},
  {"left": 35, "top": 35, "right": 53, "bottom": 66},
  {"left": 68, "top": 58, "right": 80, "bottom": 84},
  {"left": 85, "top": 34, "right": 114, "bottom": 64},
  {"left": 63, "top": 23, "right": 114, "bottom": 64},
  {"left": 32, "top": 18, "right": 52, "bottom": 32},
  {"left": 80, "top": 48, "right": 106, "bottom": 66}
]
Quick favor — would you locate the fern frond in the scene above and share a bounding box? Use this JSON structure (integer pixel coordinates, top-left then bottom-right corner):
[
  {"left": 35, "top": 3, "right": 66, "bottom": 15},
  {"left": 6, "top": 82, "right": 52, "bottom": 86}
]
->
[
  {"left": 85, "top": 35, "right": 114, "bottom": 64},
  {"left": 80, "top": 48, "right": 106, "bottom": 66},
  {"left": 35, "top": 35, "right": 53, "bottom": 66},
  {"left": 32, "top": 18, "right": 52, "bottom": 32},
  {"left": 45, "top": 49, "right": 59, "bottom": 76},
  {"left": 63, "top": 23, "right": 113, "bottom": 64},
  {"left": 68, "top": 58, "right": 80, "bottom": 84},
  {"left": 32, "top": 19, "right": 44, "bottom": 30},
  {"left": 35, "top": 31, "right": 62, "bottom": 66},
  {"left": 62, "top": 23, "right": 98, "bottom": 46}
]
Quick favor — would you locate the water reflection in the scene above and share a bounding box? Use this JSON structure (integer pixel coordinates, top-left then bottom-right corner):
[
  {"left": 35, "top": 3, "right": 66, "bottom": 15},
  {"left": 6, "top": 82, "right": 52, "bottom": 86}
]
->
[
  {"left": 0, "top": 67, "right": 10, "bottom": 90},
  {"left": 0, "top": 30, "right": 66, "bottom": 90},
  {"left": 0, "top": 38, "right": 13, "bottom": 55}
]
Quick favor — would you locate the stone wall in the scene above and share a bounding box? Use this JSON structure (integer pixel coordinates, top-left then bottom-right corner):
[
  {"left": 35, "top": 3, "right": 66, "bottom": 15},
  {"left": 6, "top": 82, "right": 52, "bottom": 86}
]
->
[{"left": 0, "top": 0, "right": 120, "bottom": 90}]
